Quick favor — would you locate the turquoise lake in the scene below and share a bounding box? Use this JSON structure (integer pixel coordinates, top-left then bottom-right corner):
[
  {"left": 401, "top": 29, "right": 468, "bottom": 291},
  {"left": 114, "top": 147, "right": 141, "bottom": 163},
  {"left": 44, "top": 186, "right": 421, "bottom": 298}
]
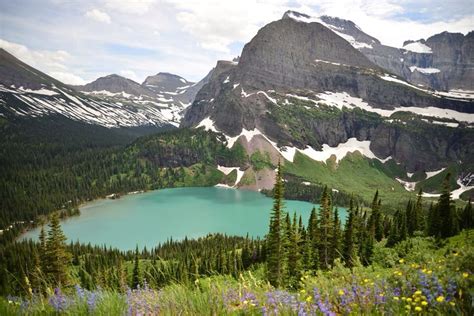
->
[{"left": 22, "top": 187, "right": 346, "bottom": 251}]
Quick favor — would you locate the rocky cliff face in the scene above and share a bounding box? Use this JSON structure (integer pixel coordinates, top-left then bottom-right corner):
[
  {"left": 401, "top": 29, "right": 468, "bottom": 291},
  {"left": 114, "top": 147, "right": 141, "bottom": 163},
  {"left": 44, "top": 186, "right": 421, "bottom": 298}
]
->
[
  {"left": 182, "top": 11, "right": 474, "bottom": 190},
  {"left": 75, "top": 74, "right": 154, "bottom": 97},
  {"left": 317, "top": 13, "right": 474, "bottom": 91}
]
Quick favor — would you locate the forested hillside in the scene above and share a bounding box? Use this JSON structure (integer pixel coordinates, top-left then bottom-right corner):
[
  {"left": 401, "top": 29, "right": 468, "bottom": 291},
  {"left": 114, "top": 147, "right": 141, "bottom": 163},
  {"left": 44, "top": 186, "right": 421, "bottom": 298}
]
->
[{"left": 0, "top": 117, "right": 245, "bottom": 230}]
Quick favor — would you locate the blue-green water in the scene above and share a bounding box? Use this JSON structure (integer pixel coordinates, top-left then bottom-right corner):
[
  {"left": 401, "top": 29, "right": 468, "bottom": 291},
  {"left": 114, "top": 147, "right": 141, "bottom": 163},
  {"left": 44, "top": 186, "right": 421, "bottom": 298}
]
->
[{"left": 22, "top": 187, "right": 346, "bottom": 251}]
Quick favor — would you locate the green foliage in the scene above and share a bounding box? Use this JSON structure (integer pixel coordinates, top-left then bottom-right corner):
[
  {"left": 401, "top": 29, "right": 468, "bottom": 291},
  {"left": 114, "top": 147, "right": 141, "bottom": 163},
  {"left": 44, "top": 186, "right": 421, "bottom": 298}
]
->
[{"left": 249, "top": 150, "right": 274, "bottom": 171}]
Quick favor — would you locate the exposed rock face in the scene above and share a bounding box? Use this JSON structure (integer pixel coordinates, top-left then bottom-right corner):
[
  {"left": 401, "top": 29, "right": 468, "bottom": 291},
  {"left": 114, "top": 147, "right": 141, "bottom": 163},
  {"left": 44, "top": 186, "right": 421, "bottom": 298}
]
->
[
  {"left": 0, "top": 48, "right": 64, "bottom": 90},
  {"left": 318, "top": 14, "right": 474, "bottom": 91},
  {"left": 76, "top": 74, "right": 154, "bottom": 97},
  {"left": 182, "top": 12, "right": 474, "bottom": 173}
]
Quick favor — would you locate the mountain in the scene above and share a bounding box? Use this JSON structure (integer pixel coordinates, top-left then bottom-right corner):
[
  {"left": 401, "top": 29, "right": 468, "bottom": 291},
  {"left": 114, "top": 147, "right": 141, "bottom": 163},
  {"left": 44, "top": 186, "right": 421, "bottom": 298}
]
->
[
  {"left": 317, "top": 13, "right": 474, "bottom": 92},
  {"left": 182, "top": 11, "right": 474, "bottom": 201},
  {"left": 0, "top": 48, "right": 212, "bottom": 128},
  {"left": 74, "top": 74, "right": 154, "bottom": 97},
  {"left": 71, "top": 71, "right": 211, "bottom": 126}
]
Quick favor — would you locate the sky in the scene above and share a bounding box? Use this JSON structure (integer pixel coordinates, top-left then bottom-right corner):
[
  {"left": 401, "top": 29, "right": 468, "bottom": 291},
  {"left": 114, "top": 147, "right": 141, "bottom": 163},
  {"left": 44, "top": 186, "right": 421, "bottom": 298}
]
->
[{"left": 0, "top": 0, "right": 472, "bottom": 85}]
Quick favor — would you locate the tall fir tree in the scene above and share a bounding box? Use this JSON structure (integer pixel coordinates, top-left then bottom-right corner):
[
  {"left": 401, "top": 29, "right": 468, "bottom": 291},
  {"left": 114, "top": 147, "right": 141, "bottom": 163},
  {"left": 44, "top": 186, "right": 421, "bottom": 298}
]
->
[
  {"left": 318, "top": 186, "right": 333, "bottom": 269},
  {"left": 414, "top": 189, "right": 425, "bottom": 233},
  {"left": 436, "top": 173, "right": 456, "bottom": 238},
  {"left": 307, "top": 207, "right": 319, "bottom": 270},
  {"left": 45, "top": 213, "right": 71, "bottom": 286},
  {"left": 342, "top": 197, "right": 356, "bottom": 267},
  {"left": 132, "top": 246, "right": 141, "bottom": 289},
  {"left": 461, "top": 199, "right": 473, "bottom": 230},
  {"left": 266, "top": 161, "right": 287, "bottom": 287}
]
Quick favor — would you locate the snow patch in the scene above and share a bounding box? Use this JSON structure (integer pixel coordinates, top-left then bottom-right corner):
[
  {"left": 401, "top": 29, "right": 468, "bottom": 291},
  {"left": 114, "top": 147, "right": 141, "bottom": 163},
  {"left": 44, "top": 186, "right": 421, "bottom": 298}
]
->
[
  {"left": 223, "top": 76, "right": 230, "bottom": 84},
  {"left": 409, "top": 66, "right": 440, "bottom": 74},
  {"left": 396, "top": 178, "right": 417, "bottom": 192},
  {"left": 196, "top": 117, "right": 219, "bottom": 133},
  {"left": 425, "top": 168, "right": 446, "bottom": 180},
  {"left": 298, "top": 138, "right": 390, "bottom": 164},
  {"left": 18, "top": 87, "right": 58, "bottom": 96},
  {"left": 403, "top": 42, "right": 432, "bottom": 54},
  {"left": 217, "top": 165, "right": 244, "bottom": 187},
  {"left": 257, "top": 91, "right": 277, "bottom": 104},
  {"left": 452, "top": 178, "right": 474, "bottom": 200}
]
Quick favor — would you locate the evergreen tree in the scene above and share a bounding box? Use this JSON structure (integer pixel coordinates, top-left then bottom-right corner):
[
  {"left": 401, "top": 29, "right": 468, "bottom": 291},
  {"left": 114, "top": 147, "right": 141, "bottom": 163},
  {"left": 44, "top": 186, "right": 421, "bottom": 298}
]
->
[
  {"left": 371, "top": 191, "right": 383, "bottom": 241},
  {"left": 45, "top": 213, "right": 71, "bottom": 286},
  {"left": 287, "top": 213, "right": 302, "bottom": 288},
  {"left": 132, "top": 246, "right": 141, "bottom": 289},
  {"left": 414, "top": 189, "right": 425, "bottom": 233},
  {"left": 318, "top": 186, "right": 333, "bottom": 269},
  {"left": 461, "top": 199, "right": 473, "bottom": 230},
  {"left": 38, "top": 227, "right": 48, "bottom": 273},
  {"left": 307, "top": 207, "right": 319, "bottom": 270},
  {"left": 266, "top": 161, "right": 287, "bottom": 287},
  {"left": 437, "top": 173, "right": 456, "bottom": 238},
  {"left": 342, "top": 197, "right": 356, "bottom": 267},
  {"left": 330, "top": 208, "right": 342, "bottom": 263}
]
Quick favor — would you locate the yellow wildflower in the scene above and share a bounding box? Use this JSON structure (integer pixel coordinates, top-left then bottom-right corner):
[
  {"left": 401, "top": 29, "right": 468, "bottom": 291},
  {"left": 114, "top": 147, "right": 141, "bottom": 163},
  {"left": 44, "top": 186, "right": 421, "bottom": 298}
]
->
[
  {"left": 449, "top": 302, "right": 455, "bottom": 306},
  {"left": 379, "top": 293, "right": 384, "bottom": 297},
  {"left": 406, "top": 298, "right": 413, "bottom": 303},
  {"left": 463, "top": 272, "right": 469, "bottom": 278},
  {"left": 364, "top": 278, "right": 369, "bottom": 283},
  {"left": 306, "top": 296, "right": 312, "bottom": 302},
  {"left": 401, "top": 297, "right": 407, "bottom": 301},
  {"left": 414, "top": 290, "right": 422, "bottom": 296},
  {"left": 405, "top": 305, "right": 411, "bottom": 310},
  {"left": 415, "top": 306, "right": 422, "bottom": 312},
  {"left": 243, "top": 300, "right": 248, "bottom": 305},
  {"left": 421, "top": 268, "right": 427, "bottom": 273},
  {"left": 393, "top": 297, "right": 399, "bottom": 301},
  {"left": 414, "top": 297, "right": 420, "bottom": 302},
  {"left": 421, "top": 301, "right": 428, "bottom": 306},
  {"left": 300, "top": 289, "right": 306, "bottom": 294},
  {"left": 399, "top": 258, "right": 405, "bottom": 263},
  {"left": 427, "top": 270, "right": 432, "bottom": 275},
  {"left": 436, "top": 296, "right": 445, "bottom": 303},
  {"left": 453, "top": 252, "right": 459, "bottom": 256},
  {"left": 338, "top": 289, "right": 345, "bottom": 296}
]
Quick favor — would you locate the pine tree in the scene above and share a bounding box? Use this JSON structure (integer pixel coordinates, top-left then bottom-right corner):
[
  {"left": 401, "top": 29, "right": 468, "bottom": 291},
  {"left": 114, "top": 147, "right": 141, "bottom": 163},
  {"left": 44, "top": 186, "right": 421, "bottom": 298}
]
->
[
  {"left": 266, "top": 161, "right": 287, "bottom": 287},
  {"left": 461, "top": 199, "right": 473, "bottom": 230},
  {"left": 342, "top": 197, "right": 356, "bottom": 267},
  {"left": 371, "top": 191, "right": 383, "bottom": 241},
  {"left": 318, "top": 186, "right": 333, "bottom": 269},
  {"left": 437, "top": 173, "right": 455, "bottom": 238},
  {"left": 45, "top": 213, "right": 71, "bottom": 286},
  {"left": 307, "top": 207, "right": 319, "bottom": 270},
  {"left": 38, "top": 227, "right": 48, "bottom": 273},
  {"left": 287, "top": 213, "right": 302, "bottom": 288},
  {"left": 132, "top": 246, "right": 141, "bottom": 289},
  {"left": 414, "top": 189, "right": 425, "bottom": 233}
]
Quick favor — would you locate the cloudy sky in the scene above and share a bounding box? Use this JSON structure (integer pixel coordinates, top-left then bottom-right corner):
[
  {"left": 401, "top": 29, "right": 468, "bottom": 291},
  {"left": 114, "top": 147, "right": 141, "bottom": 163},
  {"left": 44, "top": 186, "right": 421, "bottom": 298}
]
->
[{"left": 1, "top": 0, "right": 472, "bottom": 84}]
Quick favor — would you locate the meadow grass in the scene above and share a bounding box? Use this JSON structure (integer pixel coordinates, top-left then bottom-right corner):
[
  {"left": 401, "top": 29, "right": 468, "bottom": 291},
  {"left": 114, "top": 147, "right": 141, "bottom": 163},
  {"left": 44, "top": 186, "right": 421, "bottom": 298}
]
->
[{"left": 2, "top": 231, "right": 473, "bottom": 315}]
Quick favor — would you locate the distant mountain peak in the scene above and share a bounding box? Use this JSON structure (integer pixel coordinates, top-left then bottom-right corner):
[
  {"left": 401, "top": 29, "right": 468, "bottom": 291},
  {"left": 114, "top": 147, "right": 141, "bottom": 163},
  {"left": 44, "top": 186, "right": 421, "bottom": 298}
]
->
[{"left": 282, "top": 10, "right": 310, "bottom": 20}]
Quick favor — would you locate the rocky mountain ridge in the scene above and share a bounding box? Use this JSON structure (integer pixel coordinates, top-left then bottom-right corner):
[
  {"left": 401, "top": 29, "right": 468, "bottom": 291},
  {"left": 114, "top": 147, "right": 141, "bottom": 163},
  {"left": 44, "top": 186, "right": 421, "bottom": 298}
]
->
[{"left": 181, "top": 11, "right": 474, "bottom": 198}]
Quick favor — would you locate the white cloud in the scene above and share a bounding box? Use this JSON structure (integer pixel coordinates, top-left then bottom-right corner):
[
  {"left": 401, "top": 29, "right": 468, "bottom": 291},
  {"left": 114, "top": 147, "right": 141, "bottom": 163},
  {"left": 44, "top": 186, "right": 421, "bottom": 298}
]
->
[
  {"left": 119, "top": 70, "right": 140, "bottom": 82},
  {"left": 166, "top": 0, "right": 289, "bottom": 52},
  {"left": 297, "top": 0, "right": 474, "bottom": 47},
  {"left": 0, "top": 38, "right": 87, "bottom": 85},
  {"left": 104, "top": 0, "right": 156, "bottom": 15},
  {"left": 49, "top": 71, "right": 87, "bottom": 85},
  {"left": 164, "top": 0, "right": 473, "bottom": 51},
  {"left": 85, "top": 9, "right": 112, "bottom": 24}
]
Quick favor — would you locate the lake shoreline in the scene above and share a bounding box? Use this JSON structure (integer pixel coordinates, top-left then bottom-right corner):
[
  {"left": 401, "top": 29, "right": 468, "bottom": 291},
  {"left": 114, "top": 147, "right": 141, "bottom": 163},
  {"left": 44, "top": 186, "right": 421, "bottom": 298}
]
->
[{"left": 20, "top": 187, "right": 329, "bottom": 251}]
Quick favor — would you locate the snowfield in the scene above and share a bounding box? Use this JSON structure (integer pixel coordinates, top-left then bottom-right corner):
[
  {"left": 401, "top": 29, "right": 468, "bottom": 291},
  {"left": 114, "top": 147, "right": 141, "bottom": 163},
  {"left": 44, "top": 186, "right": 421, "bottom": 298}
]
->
[{"left": 402, "top": 42, "right": 433, "bottom": 54}]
